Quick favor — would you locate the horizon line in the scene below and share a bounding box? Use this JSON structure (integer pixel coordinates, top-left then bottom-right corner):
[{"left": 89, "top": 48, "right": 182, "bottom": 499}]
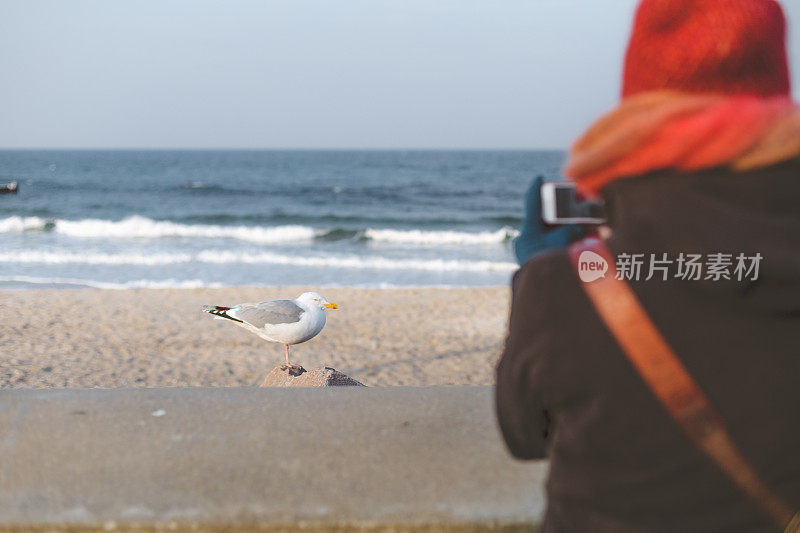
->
[{"left": 0, "top": 146, "right": 567, "bottom": 152}]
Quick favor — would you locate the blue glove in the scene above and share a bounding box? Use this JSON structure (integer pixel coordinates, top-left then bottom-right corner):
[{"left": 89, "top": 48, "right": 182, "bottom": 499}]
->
[{"left": 513, "top": 176, "right": 589, "bottom": 265}]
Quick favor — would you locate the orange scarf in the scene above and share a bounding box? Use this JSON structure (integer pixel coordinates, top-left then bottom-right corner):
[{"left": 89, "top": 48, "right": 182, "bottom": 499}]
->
[{"left": 566, "top": 91, "right": 800, "bottom": 195}]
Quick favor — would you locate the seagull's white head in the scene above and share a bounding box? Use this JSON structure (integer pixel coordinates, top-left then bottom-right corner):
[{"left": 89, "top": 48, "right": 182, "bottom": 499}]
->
[{"left": 297, "top": 291, "right": 338, "bottom": 310}]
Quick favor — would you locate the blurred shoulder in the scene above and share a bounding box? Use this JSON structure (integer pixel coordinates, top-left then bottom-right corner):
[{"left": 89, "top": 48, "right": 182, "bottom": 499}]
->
[
  {"left": 513, "top": 247, "right": 582, "bottom": 304},
  {"left": 504, "top": 244, "right": 614, "bottom": 400},
  {"left": 508, "top": 246, "right": 599, "bottom": 339}
]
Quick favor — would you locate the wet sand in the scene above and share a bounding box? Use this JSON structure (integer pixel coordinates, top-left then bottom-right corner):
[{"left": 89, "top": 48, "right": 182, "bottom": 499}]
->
[{"left": 0, "top": 287, "right": 510, "bottom": 388}]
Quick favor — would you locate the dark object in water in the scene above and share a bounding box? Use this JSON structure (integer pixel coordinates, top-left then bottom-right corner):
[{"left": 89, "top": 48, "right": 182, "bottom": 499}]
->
[{"left": 0, "top": 181, "right": 18, "bottom": 194}]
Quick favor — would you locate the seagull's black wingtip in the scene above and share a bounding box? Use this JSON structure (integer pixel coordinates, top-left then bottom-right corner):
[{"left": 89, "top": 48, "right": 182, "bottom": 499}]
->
[{"left": 201, "top": 305, "right": 243, "bottom": 323}]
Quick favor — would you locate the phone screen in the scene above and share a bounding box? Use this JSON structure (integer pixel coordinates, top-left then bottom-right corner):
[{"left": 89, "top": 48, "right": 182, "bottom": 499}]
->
[
  {"left": 555, "top": 187, "right": 576, "bottom": 217},
  {"left": 556, "top": 188, "right": 604, "bottom": 220},
  {"left": 541, "top": 182, "right": 606, "bottom": 224}
]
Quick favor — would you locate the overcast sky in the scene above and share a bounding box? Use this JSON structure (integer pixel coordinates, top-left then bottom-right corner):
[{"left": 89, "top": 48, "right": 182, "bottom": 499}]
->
[{"left": 2, "top": 0, "right": 799, "bottom": 150}]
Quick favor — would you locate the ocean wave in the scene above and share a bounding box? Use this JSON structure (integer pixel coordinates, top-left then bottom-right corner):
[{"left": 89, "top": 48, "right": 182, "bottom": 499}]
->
[
  {"left": 0, "top": 249, "right": 517, "bottom": 272},
  {"left": 0, "top": 215, "right": 518, "bottom": 246},
  {"left": 176, "top": 182, "right": 257, "bottom": 195},
  {"left": 196, "top": 251, "right": 517, "bottom": 272},
  {"left": 0, "top": 216, "right": 54, "bottom": 233},
  {"left": 0, "top": 275, "right": 498, "bottom": 291},
  {"left": 363, "top": 227, "right": 517, "bottom": 245},
  {"left": 0, "top": 216, "right": 316, "bottom": 244},
  {"left": 0, "top": 275, "right": 221, "bottom": 290},
  {"left": 0, "top": 251, "right": 192, "bottom": 265},
  {"left": 177, "top": 212, "right": 522, "bottom": 227}
]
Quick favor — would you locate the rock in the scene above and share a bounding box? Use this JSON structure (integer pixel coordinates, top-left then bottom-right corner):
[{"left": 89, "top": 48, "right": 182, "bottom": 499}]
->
[{"left": 258, "top": 366, "right": 365, "bottom": 387}]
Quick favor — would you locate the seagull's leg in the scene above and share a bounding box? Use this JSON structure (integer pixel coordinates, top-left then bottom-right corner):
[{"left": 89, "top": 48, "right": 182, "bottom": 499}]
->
[{"left": 281, "top": 344, "right": 304, "bottom": 374}]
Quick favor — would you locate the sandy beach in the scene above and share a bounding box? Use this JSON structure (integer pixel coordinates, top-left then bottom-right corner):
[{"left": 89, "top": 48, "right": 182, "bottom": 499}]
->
[{"left": 0, "top": 286, "right": 510, "bottom": 388}]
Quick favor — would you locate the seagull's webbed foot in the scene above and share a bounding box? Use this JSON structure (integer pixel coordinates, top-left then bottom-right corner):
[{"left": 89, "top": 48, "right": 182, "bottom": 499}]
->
[{"left": 280, "top": 363, "right": 306, "bottom": 376}]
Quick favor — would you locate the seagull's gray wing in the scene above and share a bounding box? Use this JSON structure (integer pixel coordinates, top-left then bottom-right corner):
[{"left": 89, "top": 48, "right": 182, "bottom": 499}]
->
[{"left": 229, "top": 300, "right": 304, "bottom": 328}]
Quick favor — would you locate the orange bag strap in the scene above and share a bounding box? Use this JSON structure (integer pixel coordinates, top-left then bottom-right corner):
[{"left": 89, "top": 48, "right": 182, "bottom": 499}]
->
[{"left": 568, "top": 238, "right": 799, "bottom": 533}]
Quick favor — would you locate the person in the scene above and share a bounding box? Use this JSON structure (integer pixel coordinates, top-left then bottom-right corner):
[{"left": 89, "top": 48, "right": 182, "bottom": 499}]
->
[{"left": 495, "top": 0, "right": 800, "bottom": 531}]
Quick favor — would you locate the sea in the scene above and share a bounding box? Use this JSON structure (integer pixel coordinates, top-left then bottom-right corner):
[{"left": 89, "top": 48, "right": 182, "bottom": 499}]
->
[{"left": 0, "top": 150, "right": 566, "bottom": 290}]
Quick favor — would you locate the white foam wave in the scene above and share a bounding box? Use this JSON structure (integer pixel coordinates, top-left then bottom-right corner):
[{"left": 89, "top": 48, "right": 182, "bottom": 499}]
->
[
  {"left": 196, "top": 251, "right": 517, "bottom": 272},
  {"left": 0, "top": 275, "right": 501, "bottom": 291},
  {"left": 0, "top": 216, "right": 316, "bottom": 244},
  {"left": 0, "top": 251, "right": 192, "bottom": 265},
  {"left": 0, "top": 249, "right": 517, "bottom": 272},
  {"left": 363, "top": 227, "right": 518, "bottom": 245},
  {"left": 0, "top": 216, "right": 50, "bottom": 232},
  {"left": 0, "top": 275, "right": 221, "bottom": 290},
  {"left": 0, "top": 216, "right": 517, "bottom": 246},
  {"left": 56, "top": 216, "right": 317, "bottom": 244}
]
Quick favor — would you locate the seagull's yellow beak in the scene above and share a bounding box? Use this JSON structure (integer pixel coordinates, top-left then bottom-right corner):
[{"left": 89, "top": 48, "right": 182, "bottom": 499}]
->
[{"left": 324, "top": 302, "right": 338, "bottom": 309}]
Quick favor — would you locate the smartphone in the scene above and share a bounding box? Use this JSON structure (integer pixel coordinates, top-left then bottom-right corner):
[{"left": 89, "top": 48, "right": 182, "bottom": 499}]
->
[{"left": 540, "top": 182, "right": 606, "bottom": 225}]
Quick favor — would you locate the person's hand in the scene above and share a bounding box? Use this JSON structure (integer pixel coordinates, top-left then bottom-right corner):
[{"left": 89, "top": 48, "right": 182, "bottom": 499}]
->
[{"left": 513, "top": 176, "right": 590, "bottom": 265}]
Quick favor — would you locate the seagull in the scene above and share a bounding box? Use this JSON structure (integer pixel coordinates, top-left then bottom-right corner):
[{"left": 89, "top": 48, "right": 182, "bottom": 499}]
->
[{"left": 202, "top": 292, "right": 338, "bottom": 380}]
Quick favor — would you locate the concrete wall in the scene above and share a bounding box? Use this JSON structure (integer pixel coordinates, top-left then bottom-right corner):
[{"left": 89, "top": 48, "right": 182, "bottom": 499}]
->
[{"left": 0, "top": 387, "right": 546, "bottom": 531}]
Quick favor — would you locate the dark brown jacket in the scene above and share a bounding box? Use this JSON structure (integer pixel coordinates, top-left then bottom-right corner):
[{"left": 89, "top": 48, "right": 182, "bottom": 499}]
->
[{"left": 496, "top": 160, "right": 800, "bottom": 532}]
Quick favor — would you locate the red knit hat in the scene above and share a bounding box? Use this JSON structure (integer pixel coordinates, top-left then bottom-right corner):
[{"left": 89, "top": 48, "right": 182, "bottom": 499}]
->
[{"left": 622, "top": 0, "right": 791, "bottom": 98}]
